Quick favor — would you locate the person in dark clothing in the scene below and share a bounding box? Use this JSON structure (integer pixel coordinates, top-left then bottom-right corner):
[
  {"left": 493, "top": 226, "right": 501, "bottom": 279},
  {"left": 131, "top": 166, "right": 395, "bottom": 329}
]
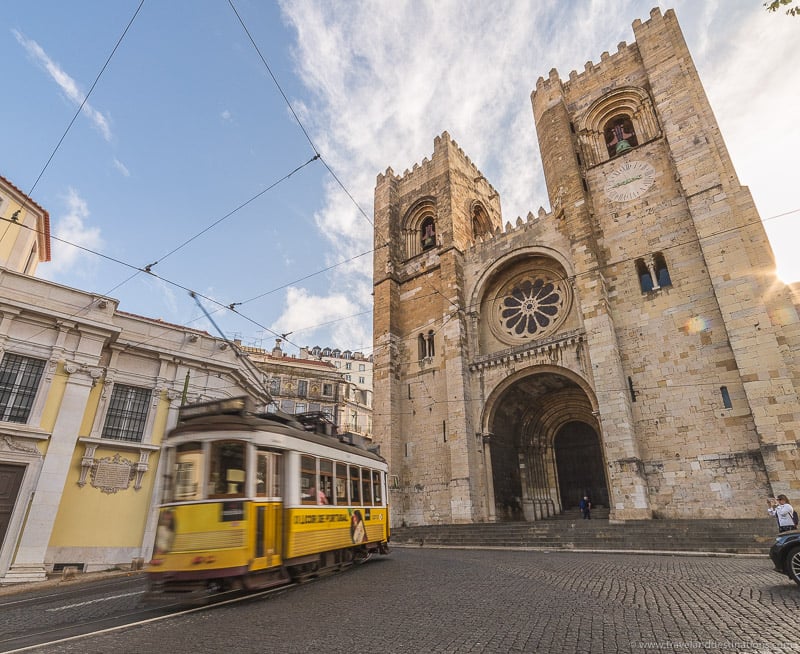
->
[{"left": 579, "top": 495, "right": 592, "bottom": 520}]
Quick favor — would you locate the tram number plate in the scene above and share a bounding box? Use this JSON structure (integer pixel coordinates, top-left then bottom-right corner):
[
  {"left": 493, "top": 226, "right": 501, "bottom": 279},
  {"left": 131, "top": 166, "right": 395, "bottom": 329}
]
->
[{"left": 221, "top": 501, "right": 244, "bottom": 522}]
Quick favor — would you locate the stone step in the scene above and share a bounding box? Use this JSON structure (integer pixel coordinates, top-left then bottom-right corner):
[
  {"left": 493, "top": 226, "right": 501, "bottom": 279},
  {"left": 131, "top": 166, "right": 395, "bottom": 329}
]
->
[{"left": 389, "top": 519, "right": 779, "bottom": 554}]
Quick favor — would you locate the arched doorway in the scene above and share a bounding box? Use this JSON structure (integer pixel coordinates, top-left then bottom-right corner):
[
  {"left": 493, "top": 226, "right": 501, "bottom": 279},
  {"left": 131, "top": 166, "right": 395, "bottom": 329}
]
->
[
  {"left": 554, "top": 421, "right": 609, "bottom": 509},
  {"left": 486, "top": 369, "right": 606, "bottom": 521}
]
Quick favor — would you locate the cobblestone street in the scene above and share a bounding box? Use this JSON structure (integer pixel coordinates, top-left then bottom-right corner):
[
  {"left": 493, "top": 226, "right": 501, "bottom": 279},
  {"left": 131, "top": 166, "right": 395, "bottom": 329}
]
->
[{"left": 23, "top": 547, "right": 800, "bottom": 654}]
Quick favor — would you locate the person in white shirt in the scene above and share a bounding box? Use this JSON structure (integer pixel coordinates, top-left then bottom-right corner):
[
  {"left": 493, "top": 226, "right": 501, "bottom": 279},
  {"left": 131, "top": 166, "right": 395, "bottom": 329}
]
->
[{"left": 767, "top": 494, "right": 796, "bottom": 532}]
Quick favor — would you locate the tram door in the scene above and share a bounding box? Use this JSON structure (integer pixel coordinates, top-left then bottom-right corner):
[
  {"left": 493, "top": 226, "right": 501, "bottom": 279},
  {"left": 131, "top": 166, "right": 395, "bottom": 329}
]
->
[{"left": 253, "top": 451, "right": 283, "bottom": 569}]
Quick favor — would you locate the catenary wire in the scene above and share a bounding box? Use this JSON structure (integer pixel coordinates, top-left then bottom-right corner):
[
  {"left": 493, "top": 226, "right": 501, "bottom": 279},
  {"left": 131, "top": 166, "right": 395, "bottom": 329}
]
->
[
  {"left": 227, "top": 0, "right": 377, "bottom": 231},
  {"left": 17, "top": 0, "right": 145, "bottom": 214}
]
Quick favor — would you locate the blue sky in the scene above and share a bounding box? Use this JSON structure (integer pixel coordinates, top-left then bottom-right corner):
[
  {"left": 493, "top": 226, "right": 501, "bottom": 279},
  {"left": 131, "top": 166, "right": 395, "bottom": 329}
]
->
[{"left": 2, "top": 1, "right": 798, "bottom": 356}]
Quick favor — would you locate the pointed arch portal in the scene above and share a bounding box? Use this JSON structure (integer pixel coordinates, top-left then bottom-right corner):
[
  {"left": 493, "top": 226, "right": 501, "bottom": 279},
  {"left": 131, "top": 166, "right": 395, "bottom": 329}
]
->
[{"left": 486, "top": 370, "right": 609, "bottom": 521}]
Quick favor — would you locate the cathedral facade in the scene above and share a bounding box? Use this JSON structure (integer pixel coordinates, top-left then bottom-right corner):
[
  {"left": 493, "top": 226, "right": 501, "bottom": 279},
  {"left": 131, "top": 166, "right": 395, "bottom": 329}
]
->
[{"left": 372, "top": 8, "right": 800, "bottom": 526}]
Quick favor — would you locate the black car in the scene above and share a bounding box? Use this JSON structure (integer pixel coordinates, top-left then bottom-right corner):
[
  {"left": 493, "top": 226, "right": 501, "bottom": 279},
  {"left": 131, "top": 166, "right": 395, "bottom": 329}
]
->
[{"left": 769, "top": 530, "right": 800, "bottom": 585}]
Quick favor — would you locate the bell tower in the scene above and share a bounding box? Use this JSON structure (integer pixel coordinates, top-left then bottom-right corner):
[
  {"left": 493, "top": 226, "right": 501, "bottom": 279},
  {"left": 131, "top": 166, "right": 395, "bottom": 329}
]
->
[
  {"left": 532, "top": 7, "right": 800, "bottom": 510},
  {"left": 372, "top": 132, "right": 502, "bottom": 526}
]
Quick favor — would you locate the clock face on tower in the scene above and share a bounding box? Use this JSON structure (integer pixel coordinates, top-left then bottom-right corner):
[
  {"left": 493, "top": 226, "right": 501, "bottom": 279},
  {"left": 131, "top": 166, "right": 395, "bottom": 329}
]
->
[{"left": 603, "top": 160, "right": 656, "bottom": 202}]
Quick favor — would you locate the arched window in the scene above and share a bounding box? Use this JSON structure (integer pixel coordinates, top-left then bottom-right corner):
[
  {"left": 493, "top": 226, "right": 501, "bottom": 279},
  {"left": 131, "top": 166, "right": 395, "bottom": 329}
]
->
[
  {"left": 635, "top": 258, "right": 653, "bottom": 292},
  {"left": 420, "top": 216, "right": 437, "bottom": 250},
  {"left": 654, "top": 253, "right": 672, "bottom": 288},
  {"left": 604, "top": 115, "right": 639, "bottom": 158},
  {"left": 401, "top": 198, "right": 437, "bottom": 259},
  {"left": 472, "top": 203, "right": 492, "bottom": 240},
  {"left": 636, "top": 253, "right": 671, "bottom": 293},
  {"left": 418, "top": 331, "right": 435, "bottom": 360}
]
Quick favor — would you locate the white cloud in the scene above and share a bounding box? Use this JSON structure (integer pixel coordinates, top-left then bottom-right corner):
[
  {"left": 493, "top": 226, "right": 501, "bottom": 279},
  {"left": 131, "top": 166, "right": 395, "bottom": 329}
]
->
[
  {"left": 42, "top": 188, "right": 103, "bottom": 276},
  {"left": 113, "top": 158, "right": 130, "bottom": 177},
  {"left": 221, "top": 109, "right": 232, "bottom": 122},
  {"left": 13, "top": 29, "right": 112, "bottom": 141},
  {"left": 271, "top": 286, "right": 368, "bottom": 351}
]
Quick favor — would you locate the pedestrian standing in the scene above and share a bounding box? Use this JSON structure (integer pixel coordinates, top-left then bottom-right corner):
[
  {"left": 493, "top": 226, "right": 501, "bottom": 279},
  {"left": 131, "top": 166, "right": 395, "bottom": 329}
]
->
[
  {"left": 767, "top": 494, "right": 796, "bottom": 532},
  {"left": 579, "top": 495, "right": 592, "bottom": 520}
]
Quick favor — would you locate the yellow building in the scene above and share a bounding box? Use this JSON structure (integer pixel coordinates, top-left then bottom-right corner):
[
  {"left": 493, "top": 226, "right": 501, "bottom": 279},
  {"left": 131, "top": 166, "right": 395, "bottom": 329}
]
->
[{"left": 0, "top": 174, "right": 269, "bottom": 583}]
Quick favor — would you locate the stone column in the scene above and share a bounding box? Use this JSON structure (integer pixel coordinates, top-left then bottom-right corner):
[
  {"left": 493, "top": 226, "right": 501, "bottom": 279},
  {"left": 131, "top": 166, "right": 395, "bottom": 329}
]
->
[{"left": 4, "top": 363, "right": 99, "bottom": 582}]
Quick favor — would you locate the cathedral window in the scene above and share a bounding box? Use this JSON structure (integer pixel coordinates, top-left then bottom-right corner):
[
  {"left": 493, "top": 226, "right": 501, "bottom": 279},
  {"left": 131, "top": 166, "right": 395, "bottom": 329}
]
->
[
  {"left": 654, "top": 253, "right": 672, "bottom": 288},
  {"left": 580, "top": 88, "right": 659, "bottom": 166},
  {"left": 421, "top": 216, "right": 437, "bottom": 250},
  {"left": 487, "top": 258, "right": 572, "bottom": 345},
  {"left": 635, "top": 253, "right": 671, "bottom": 293},
  {"left": 472, "top": 203, "right": 492, "bottom": 240},
  {"left": 402, "top": 197, "right": 437, "bottom": 259},
  {"left": 418, "top": 331, "right": 435, "bottom": 360},
  {"left": 720, "top": 386, "right": 732, "bottom": 409},
  {"left": 604, "top": 115, "right": 638, "bottom": 158},
  {"left": 635, "top": 258, "right": 653, "bottom": 292},
  {"left": 500, "top": 278, "right": 562, "bottom": 336}
]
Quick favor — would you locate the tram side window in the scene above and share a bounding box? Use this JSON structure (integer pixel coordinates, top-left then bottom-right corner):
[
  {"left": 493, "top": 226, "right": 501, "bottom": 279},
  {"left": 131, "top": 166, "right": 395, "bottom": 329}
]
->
[
  {"left": 372, "top": 470, "right": 383, "bottom": 506},
  {"left": 361, "top": 469, "right": 373, "bottom": 506},
  {"left": 349, "top": 466, "right": 361, "bottom": 505},
  {"left": 272, "top": 452, "right": 282, "bottom": 497},
  {"left": 319, "top": 459, "right": 333, "bottom": 505},
  {"left": 301, "top": 455, "right": 317, "bottom": 505},
  {"left": 174, "top": 442, "right": 203, "bottom": 501},
  {"left": 208, "top": 441, "right": 246, "bottom": 498},
  {"left": 256, "top": 450, "right": 283, "bottom": 499},
  {"left": 335, "top": 463, "right": 348, "bottom": 505}
]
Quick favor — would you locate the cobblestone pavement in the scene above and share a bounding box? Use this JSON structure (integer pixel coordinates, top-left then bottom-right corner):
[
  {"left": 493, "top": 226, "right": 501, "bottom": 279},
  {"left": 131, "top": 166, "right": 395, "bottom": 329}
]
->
[{"left": 21, "top": 547, "right": 800, "bottom": 654}]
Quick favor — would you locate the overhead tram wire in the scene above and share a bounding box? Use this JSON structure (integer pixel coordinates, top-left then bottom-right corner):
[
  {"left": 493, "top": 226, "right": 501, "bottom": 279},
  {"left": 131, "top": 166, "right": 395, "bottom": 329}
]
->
[
  {"left": 7, "top": 154, "right": 324, "bottom": 346},
  {"left": 226, "top": 0, "right": 379, "bottom": 235},
  {"left": 234, "top": 247, "right": 376, "bottom": 306},
  {"left": 189, "top": 291, "right": 274, "bottom": 405},
  {"left": 15, "top": 0, "right": 145, "bottom": 217},
  {"left": 143, "top": 154, "right": 320, "bottom": 272}
]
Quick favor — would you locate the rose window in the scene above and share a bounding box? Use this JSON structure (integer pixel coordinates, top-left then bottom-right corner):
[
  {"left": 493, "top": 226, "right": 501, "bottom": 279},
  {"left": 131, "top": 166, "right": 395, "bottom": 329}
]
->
[{"left": 498, "top": 278, "right": 565, "bottom": 338}]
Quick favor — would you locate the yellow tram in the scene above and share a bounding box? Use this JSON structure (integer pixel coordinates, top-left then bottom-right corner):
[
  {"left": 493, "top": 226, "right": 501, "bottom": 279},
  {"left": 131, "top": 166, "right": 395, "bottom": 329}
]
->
[{"left": 146, "top": 397, "right": 390, "bottom": 596}]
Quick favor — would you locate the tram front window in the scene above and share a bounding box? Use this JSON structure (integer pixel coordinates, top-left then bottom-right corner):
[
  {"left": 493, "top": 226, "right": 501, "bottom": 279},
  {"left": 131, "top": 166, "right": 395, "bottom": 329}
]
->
[
  {"left": 173, "top": 442, "right": 203, "bottom": 501},
  {"left": 209, "top": 441, "right": 246, "bottom": 498}
]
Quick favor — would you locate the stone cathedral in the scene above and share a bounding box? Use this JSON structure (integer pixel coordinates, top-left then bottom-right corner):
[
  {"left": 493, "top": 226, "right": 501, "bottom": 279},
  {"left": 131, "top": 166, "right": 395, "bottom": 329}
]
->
[{"left": 372, "top": 7, "right": 800, "bottom": 527}]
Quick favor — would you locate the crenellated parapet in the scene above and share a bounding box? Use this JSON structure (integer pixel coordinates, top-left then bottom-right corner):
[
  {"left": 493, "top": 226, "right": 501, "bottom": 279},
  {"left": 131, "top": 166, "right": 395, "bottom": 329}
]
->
[
  {"left": 376, "top": 131, "right": 498, "bottom": 199},
  {"left": 533, "top": 7, "right": 670, "bottom": 105}
]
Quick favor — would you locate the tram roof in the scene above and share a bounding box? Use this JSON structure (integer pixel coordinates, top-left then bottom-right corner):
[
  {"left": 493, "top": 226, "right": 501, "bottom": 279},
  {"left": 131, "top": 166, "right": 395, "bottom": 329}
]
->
[{"left": 167, "top": 409, "right": 385, "bottom": 464}]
